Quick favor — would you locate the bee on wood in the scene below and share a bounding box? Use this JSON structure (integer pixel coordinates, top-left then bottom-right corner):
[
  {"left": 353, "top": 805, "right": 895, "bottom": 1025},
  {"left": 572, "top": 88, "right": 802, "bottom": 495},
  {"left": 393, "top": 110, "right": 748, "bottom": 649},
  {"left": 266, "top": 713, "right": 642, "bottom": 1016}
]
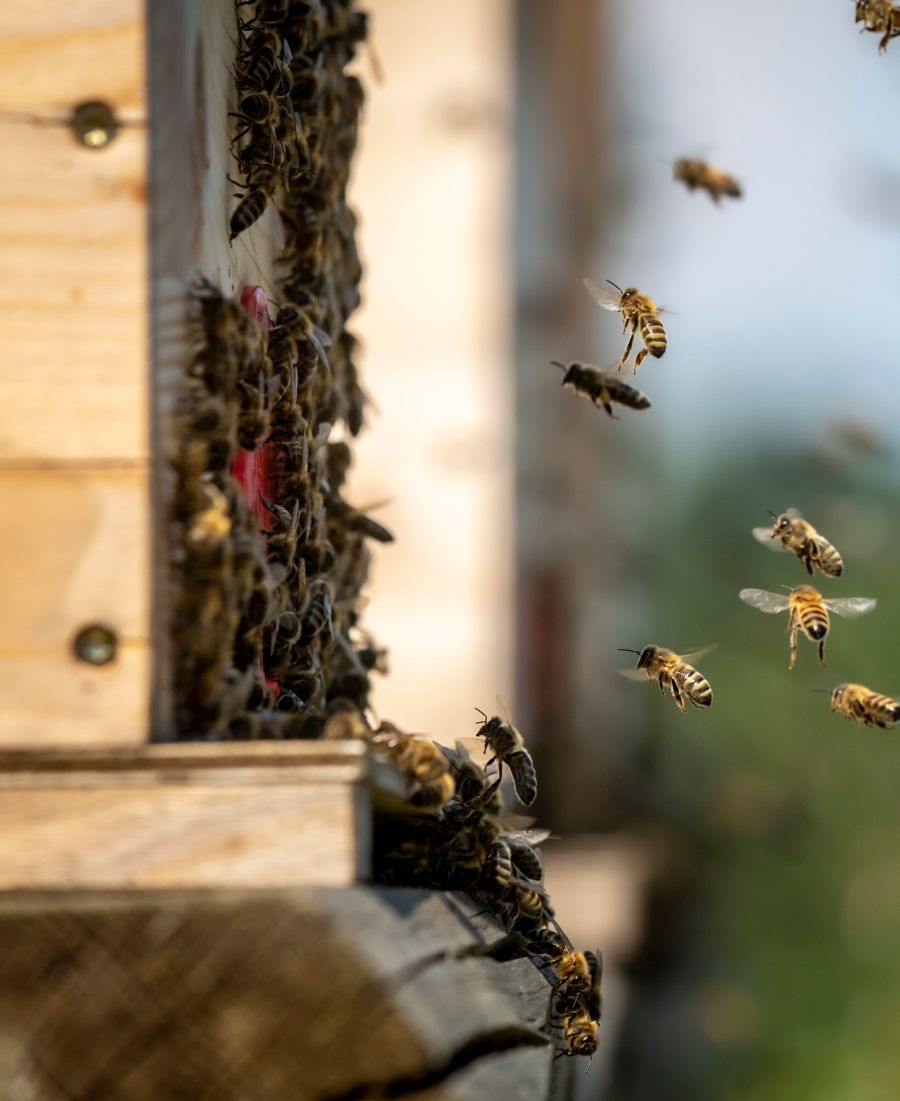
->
[
  {"left": 583, "top": 277, "right": 667, "bottom": 372},
  {"left": 555, "top": 1004, "right": 599, "bottom": 1059},
  {"left": 229, "top": 171, "right": 277, "bottom": 241},
  {"left": 554, "top": 949, "right": 603, "bottom": 1023},
  {"left": 185, "top": 482, "right": 232, "bottom": 550},
  {"left": 325, "top": 495, "right": 395, "bottom": 543},
  {"left": 262, "top": 496, "right": 301, "bottom": 571},
  {"left": 618, "top": 645, "right": 714, "bottom": 713},
  {"left": 506, "top": 828, "right": 550, "bottom": 883},
  {"left": 828, "top": 683, "right": 900, "bottom": 729},
  {"left": 752, "top": 508, "right": 844, "bottom": 578},
  {"left": 236, "top": 29, "right": 293, "bottom": 96},
  {"left": 475, "top": 709, "right": 538, "bottom": 807},
  {"left": 236, "top": 369, "right": 270, "bottom": 450},
  {"left": 855, "top": 0, "right": 900, "bottom": 51},
  {"left": 552, "top": 360, "right": 651, "bottom": 418},
  {"left": 371, "top": 723, "right": 456, "bottom": 809},
  {"left": 673, "top": 158, "right": 742, "bottom": 203},
  {"left": 739, "top": 586, "right": 876, "bottom": 669},
  {"left": 503, "top": 877, "right": 553, "bottom": 933}
]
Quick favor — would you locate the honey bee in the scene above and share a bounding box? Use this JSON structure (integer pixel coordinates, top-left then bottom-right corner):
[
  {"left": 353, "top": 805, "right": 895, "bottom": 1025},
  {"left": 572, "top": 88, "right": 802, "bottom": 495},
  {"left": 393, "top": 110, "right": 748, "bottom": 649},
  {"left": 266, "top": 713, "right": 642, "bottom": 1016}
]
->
[
  {"left": 475, "top": 709, "right": 538, "bottom": 806},
  {"left": 855, "top": 0, "right": 900, "bottom": 51},
  {"left": 326, "top": 494, "right": 395, "bottom": 543},
  {"left": 552, "top": 360, "right": 651, "bottom": 418},
  {"left": 506, "top": 828, "right": 550, "bottom": 883},
  {"left": 229, "top": 172, "right": 276, "bottom": 241},
  {"left": 618, "top": 646, "right": 714, "bottom": 713},
  {"left": 673, "top": 158, "right": 742, "bottom": 203},
  {"left": 370, "top": 724, "right": 456, "bottom": 809},
  {"left": 555, "top": 1005, "right": 599, "bottom": 1059},
  {"left": 583, "top": 277, "right": 667, "bottom": 372},
  {"left": 739, "top": 586, "right": 876, "bottom": 668},
  {"left": 185, "top": 482, "right": 232, "bottom": 549},
  {"left": 554, "top": 949, "right": 603, "bottom": 1022},
  {"left": 828, "top": 683, "right": 900, "bottom": 729},
  {"left": 752, "top": 508, "right": 844, "bottom": 578}
]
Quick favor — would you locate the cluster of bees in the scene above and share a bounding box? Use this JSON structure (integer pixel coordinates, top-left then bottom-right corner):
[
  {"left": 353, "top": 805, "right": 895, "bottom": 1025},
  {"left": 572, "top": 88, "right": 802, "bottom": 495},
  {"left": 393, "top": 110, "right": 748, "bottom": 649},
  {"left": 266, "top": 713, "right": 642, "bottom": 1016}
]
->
[
  {"left": 172, "top": 0, "right": 383, "bottom": 736},
  {"left": 348, "top": 710, "right": 603, "bottom": 1059},
  {"left": 855, "top": 0, "right": 900, "bottom": 51}
]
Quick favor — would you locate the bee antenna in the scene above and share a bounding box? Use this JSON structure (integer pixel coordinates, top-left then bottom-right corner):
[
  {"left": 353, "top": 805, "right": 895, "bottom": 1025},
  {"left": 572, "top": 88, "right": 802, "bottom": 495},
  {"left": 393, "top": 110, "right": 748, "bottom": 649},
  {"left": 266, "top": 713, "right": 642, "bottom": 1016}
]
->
[
  {"left": 617, "top": 648, "right": 641, "bottom": 655},
  {"left": 550, "top": 360, "right": 567, "bottom": 371},
  {"left": 474, "top": 706, "right": 488, "bottom": 725},
  {"left": 766, "top": 509, "right": 778, "bottom": 520},
  {"left": 606, "top": 279, "right": 623, "bottom": 293}
]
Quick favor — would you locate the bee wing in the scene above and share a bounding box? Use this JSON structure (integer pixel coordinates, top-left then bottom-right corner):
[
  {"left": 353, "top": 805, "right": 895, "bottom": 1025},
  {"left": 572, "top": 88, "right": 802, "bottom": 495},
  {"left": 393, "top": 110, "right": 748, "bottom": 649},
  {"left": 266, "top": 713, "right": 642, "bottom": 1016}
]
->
[
  {"left": 752, "top": 526, "right": 787, "bottom": 551},
  {"left": 823, "top": 597, "right": 877, "bottom": 618},
  {"left": 583, "top": 277, "right": 621, "bottom": 311},
  {"left": 617, "top": 666, "right": 651, "bottom": 681},
  {"left": 739, "top": 588, "right": 791, "bottom": 614},
  {"left": 677, "top": 645, "right": 717, "bottom": 662},
  {"left": 505, "top": 827, "right": 552, "bottom": 846},
  {"left": 784, "top": 506, "right": 803, "bottom": 519}
]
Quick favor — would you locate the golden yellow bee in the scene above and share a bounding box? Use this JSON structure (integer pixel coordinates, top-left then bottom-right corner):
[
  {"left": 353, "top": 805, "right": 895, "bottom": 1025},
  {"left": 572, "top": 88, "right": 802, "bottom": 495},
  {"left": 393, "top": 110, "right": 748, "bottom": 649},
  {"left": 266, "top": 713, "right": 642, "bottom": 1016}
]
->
[
  {"left": 855, "top": 0, "right": 900, "bottom": 52},
  {"left": 752, "top": 508, "right": 844, "bottom": 578},
  {"left": 828, "top": 683, "right": 900, "bottom": 729},
  {"left": 673, "top": 158, "right": 742, "bottom": 203},
  {"left": 583, "top": 278, "right": 667, "bottom": 373},
  {"left": 618, "top": 645, "right": 714, "bottom": 713},
  {"left": 739, "top": 586, "right": 876, "bottom": 669},
  {"left": 552, "top": 360, "right": 651, "bottom": 418}
]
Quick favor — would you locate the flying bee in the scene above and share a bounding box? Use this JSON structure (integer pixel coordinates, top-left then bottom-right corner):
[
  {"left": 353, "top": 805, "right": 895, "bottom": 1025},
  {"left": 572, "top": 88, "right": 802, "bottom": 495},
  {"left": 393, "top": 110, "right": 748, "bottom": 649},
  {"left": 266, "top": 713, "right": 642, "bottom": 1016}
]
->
[
  {"left": 828, "top": 683, "right": 900, "bottom": 729},
  {"left": 739, "top": 586, "right": 876, "bottom": 669},
  {"left": 583, "top": 277, "right": 667, "bottom": 372},
  {"left": 752, "top": 508, "right": 844, "bottom": 578},
  {"left": 673, "top": 158, "right": 742, "bottom": 203},
  {"left": 475, "top": 709, "right": 538, "bottom": 806},
  {"left": 617, "top": 646, "right": 714, "bottom": 713},
  {"left": 552, "top": 360, "right": 650, "bottom": 419},
  {"left": 855, "top": 0, "right": 900, "bottom": 51}
]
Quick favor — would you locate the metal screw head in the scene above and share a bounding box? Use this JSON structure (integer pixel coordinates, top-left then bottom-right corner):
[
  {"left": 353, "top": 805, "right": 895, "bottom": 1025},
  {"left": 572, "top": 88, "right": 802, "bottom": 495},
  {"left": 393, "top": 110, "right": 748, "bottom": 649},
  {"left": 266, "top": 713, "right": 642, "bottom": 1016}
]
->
[
  {"left": 70, "top": 101, "right": 119, "bottom": 149},
  {"left": 72, "top": 624, "right": 118, "bottom": 666}
]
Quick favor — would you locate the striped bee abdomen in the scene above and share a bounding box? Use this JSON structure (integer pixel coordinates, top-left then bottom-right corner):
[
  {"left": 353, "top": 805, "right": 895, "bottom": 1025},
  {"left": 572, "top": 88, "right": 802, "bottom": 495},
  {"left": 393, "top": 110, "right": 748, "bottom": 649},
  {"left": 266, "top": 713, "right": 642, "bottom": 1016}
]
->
[
  {"left": 675, "top": 664, "right": 713, "bottom": 707},
  {"left": 811, "top": 537, "right": 844, "bottom": 578},
  {"left": 798, "top": 605, "right": 829, "bottom": 640},
  {"left": 639, "top": 314, "right": 667, "bottom": 358}
]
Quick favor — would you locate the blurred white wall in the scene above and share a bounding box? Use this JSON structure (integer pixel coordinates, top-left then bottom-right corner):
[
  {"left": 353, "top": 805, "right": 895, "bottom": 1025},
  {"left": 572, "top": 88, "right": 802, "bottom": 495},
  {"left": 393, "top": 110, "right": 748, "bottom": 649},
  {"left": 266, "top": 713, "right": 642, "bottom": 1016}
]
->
[{"left": 348, "top": 0, "right": 513, "bottom": 741}]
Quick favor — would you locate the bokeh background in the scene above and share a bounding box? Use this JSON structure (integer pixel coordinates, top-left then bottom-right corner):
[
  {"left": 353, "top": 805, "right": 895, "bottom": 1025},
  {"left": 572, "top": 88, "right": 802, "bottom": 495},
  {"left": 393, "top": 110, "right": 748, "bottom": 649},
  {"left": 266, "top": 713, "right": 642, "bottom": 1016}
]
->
[{"left": 350, "top": 2, "right": 900, "bottom": 1098}]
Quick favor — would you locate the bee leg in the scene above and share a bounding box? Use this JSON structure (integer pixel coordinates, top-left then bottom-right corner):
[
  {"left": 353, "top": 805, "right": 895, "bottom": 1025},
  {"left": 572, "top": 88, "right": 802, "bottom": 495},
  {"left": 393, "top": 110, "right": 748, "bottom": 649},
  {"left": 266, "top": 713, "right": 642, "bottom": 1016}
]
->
[
  {"left": 595, "top": 396, "right": 617, "bottom": 419},
  {"left": 633, "top": 347, "right": 648, "bottom": 372},
  {"left": 671, "top": 684, "right": 686, "bottom": 713},
  {"left": 619, "top": 329, "right": 636, "bottom": 371},
  {"left": 788, "top": 624, "right": 798, "bottom": 670},
  {"left": 817, "top": 638, "right": 826, "bottom": 666}
]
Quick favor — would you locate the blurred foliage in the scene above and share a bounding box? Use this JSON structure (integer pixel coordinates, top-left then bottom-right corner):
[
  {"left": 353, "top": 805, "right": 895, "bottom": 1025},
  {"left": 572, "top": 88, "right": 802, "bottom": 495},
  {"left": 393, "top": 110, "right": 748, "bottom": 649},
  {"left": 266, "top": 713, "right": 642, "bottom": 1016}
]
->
[{"left": 633, "top": 430, "right": 900, "bottom": 1101}]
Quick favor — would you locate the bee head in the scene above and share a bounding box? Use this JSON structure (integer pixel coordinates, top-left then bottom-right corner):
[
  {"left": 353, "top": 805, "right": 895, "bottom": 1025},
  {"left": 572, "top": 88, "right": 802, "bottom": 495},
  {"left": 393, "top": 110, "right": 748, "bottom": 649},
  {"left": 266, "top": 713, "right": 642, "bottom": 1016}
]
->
[
  {"left": 768, "top": 509, "right": 791, "bottom": 533},
  {"left": 830, "top": 684, "right": 846, "bottom": 710},
  {"left": 551, "top": 359, "right": 577, "bottom": 387}
]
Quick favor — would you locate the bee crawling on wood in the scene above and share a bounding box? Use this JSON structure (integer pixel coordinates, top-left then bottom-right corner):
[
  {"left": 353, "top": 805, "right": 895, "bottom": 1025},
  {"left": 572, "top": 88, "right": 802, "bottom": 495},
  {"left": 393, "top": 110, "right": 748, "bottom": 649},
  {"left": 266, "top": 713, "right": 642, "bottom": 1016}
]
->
[
  {"left": 739, "top": 586, "right": 876, "bottom": 669},
  {"left": 583, "top": 277, "right": 668, "bottom": 373},
  {"left": 229, "top": 169, "right": 278, "bottom": 242},
  {"left": 552, "top": 359, "right": 650, "bottom": 419},
  {"left": 673, "top": 157, "right": 742, "bottom": 203}
]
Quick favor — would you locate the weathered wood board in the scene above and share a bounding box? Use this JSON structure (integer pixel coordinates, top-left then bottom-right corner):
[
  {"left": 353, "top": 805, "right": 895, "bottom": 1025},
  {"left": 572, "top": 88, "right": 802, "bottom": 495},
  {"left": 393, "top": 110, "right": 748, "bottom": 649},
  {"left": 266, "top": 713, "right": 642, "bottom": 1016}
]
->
[
  {"left": 0, "top": 742, "right": 369, "bottom": 889},
  {"left": 0, "top": 887, "right": 566, "bottom": 1101}
]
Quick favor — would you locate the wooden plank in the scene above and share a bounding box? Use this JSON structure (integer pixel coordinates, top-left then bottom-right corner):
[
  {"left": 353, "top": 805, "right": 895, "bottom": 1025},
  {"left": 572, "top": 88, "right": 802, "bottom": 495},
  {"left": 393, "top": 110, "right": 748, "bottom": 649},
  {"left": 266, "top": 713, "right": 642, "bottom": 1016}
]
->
[
  {"left": 0, "top": 9, "right": 147, "bottom": 463},
  {"left": 0, "top": 888, "right": 558, "bottom": 1100},
  {"left": 0, "top": 468, "right": 149, "bottom": 747},
  {"left": 0, "top": 743, "right": 369, "bottom": 888}
]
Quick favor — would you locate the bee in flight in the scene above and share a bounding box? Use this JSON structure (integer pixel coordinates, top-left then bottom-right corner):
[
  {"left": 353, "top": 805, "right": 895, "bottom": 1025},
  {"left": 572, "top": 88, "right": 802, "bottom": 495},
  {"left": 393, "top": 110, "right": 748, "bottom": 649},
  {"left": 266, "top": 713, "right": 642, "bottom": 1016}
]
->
[
  {"left": 855, "top": 0, "right": 900, "bottom": 52},
  {"left": 739, "top": 586, "right": 876, "bottom": 669},
  {"left": 583, "top": 278, "right": 667, "bottom": 373},
  {"left": 551, "top": 360, "right": 650, "bottom": 419},
  {"left": 827, "top": 683, "right": 900, "bottom": 729},
  {"left": 752, "top": 507, "right": 844, "bottom": 578},
  {"left": 673, "top": 158, "right": 742, "bottom": 204},
  {"left": 617, "top": 645, "right": 714, "bottom": 713}
]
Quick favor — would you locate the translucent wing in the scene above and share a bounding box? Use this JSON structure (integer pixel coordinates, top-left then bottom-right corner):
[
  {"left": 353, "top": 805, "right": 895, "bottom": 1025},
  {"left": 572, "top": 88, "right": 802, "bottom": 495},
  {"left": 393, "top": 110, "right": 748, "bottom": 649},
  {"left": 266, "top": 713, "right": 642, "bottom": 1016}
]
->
[
  {"left": 784, "top": 507, "right": 802, "bottom": 519},
  {"left": 617, "top": 666, "right": 651, "bottom": 681},
  {"left": 505, "top": 827, "right": 552, "bottom": 846},
  {"left": 739, "top": 588, "right": 791, "bottom": 613},
  {"left": 752, "top": 526, "right": 787, "bottom": 551},
  {"left": 823, "top": 597, "right": 877, "bottom": 618},
  {"left": 677, "top": 645, "right": 717, "bottom": 662},
  {"left": 583, "top": 277, "right": 622, "bottom": 312}
]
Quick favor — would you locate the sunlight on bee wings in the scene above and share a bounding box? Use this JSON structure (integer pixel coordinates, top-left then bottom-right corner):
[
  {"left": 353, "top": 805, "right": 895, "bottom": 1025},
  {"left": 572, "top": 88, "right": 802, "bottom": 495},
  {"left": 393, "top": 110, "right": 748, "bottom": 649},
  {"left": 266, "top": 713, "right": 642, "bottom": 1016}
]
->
[
  {"left": 823, "top": 597, "right": 877, "bottom": 618},
  {"left": 678, "top": 645, "right": 717, "bottom": 661},
  {"left": 752, "top": 527, "right": 787, "bottom": 550},
  {"left": 739, "top": 588, "right": 792, "bottom": 613},
  {"left": 583, "top": 277, "right": 622, "bottom": 311}
]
